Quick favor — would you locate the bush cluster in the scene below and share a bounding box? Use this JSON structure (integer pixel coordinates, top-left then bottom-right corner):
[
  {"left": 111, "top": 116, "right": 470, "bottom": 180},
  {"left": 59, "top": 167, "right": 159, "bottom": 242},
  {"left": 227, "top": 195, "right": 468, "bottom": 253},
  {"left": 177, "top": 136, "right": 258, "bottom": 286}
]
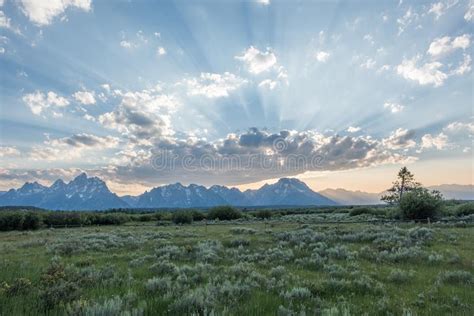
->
[
  {"left": 0, "top": 210, "right": 131, "bottom": 231},
  {"left": 207, "top": 206, "right": 242, "bottom": 221},
  {"left": 456, "top": 202, "right": 474, "bottom": 216},
  {"left": 349, "top": 207, "right": 380, "bottom": 217},
  {"left": 172, "top": 211, "right": 193, "bottom": 225},
  {"left": 0, "top": 212, "right": 41, "bottom": 231},
  {"left": 399, "top": 188, "right": 443, "bottom": 220}
]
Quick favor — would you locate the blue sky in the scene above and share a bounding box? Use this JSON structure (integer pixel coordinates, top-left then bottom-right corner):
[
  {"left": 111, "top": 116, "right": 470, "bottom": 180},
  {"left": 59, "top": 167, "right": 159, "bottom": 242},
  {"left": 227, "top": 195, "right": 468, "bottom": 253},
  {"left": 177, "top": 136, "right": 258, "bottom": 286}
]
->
[{"left": 0, "top": 0, "right": 473, "bottom": 195}]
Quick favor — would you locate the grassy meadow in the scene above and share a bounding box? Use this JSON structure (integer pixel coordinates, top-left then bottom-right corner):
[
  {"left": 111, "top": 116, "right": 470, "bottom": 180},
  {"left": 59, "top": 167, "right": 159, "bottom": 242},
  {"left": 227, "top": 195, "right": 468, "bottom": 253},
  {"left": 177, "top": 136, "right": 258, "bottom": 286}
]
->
[{"left": 0, "top": 210, "right": 473, "bottom": 315}]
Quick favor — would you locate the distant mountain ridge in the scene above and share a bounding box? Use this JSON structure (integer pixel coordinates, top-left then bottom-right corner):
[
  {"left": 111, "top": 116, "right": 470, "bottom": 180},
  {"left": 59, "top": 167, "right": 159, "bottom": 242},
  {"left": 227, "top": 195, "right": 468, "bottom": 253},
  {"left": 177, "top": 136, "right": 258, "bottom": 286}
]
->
[
  {"left": 0, "top": 175, "right": 337, "bottom": 210},
  {"left": 0, "top": 174, "right": 471, "bottom": 210},
  {"left": 318, "top": 184, "right": 474, "bottom": 205},
  {"left": 133, "top": 178, "right": 337, "bottom": 208},
  {"left": 427, "top": 184, "right": 474, "bottom": 201},
  {"left": 0, "top": 173, "right": 128, "bottom": 210},
  {"left": 318, "top": 188, "right": 381, "bottom": 205}
]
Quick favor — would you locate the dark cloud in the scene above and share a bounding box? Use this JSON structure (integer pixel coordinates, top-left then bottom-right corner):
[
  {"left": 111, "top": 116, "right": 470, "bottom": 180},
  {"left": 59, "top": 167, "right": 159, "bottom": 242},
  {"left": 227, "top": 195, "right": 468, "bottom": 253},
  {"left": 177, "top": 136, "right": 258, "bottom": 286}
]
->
[{"left": 1, "top": 128, "right": 418, "bottom": 190}]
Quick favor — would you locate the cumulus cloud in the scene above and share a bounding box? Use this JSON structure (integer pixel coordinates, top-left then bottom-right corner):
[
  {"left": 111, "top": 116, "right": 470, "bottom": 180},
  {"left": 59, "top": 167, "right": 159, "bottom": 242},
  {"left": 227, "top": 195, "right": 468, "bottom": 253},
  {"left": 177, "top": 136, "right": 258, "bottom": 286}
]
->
[
  {"left": 256, "top": 0, "right": 270, "bottom": 5},
  {"left": 0, "top": 10, "right": 10, "bottom": 29},
  {"left": 384, "top": 102, "right": 404, "bottom": 113},
  {"left": 428, "top": 2, "right": 445, "bottom": 19},
  {"left": 120, "top": 40, "right": 133, "bottom": 49},
  {"left": 99, "top": 88, "right": 179, "bottom": 143},
  {"left": 183, "top": 72, "right": 247, "bottom": 98},
  {"left": 47, "top": 133, "right": 119, "bottom": 149},
  {"left": 31, "top": 133, "right": 119, "bottom": 162},
  {"left": 382, "top": 128, "right": 416, "bottom": 149},
  {"left": 396, "top": 56, "right": 447, "bottom": 87},
  {"left": 0, "top": 146, "right": 20, "bottom": 158},
  {"left": 377, "top": 64, "right": 391, "bottom": 73},
  {"left": 363, "top": 34, "right": 375, "bottom": 45},
  {"left": 0, "top": 168, "right": 84, "bottom": 190},
  {"left": 397, "top": 34, "right": 471, "bottom": 86},
  {"left": 315, "top": 51, "right": 330, "bottom": 62},
  {"left": 157, "top": 46, "right": 166, "bottom": 56},
  {"left": 452, "top": 54, "right": 472, "bottom": 75},
  {"left": 22, "top": 91, "right": 69, "bottom": 115},
  {"left": 101, "top": 84, "right": 111, "bottom": 93},
  {"left": 465, "top": 0, "right": 474, "bottom": 21},
  {"left": 428, "top": 1, "right": 458, "bottom": 20},
  {"left": 360, "top": 58, "right": 376, "bottom": 69},
  {"left": 420, "top": 133, "right": 448, "bottom": 150},
  {"left": 0, "top": 10, "right": 21, "bottom": 34},
  {"left": 235, "top": 46, "right": 277, "bottom": 74},
  {"left": 258, "top": 79, "right": 278, "bottom": 90},
  {"left": 347, "top": 126, "right": 361, "bottom": 133},
  {"left": 18, "top": 0, "right": 92, "bottom": 26},
  {"left": 444, "top": 121, "right": 474, "bottom": 134},
  {"left": 73, "top": 90, "right": 96, "bottom": 105},
  {"left": 427, "top": 34, "right": 470, "bottom": 58},
  {"left": 397, "top": 7, "right": 419, "bottom": 35}
]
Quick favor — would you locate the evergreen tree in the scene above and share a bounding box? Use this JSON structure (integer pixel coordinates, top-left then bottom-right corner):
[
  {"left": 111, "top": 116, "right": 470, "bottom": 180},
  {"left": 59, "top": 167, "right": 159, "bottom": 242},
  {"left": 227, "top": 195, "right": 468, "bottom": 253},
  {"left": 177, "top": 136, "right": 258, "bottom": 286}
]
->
[{"left": 381, "top": 167, "right": 420, "bottom": 204}]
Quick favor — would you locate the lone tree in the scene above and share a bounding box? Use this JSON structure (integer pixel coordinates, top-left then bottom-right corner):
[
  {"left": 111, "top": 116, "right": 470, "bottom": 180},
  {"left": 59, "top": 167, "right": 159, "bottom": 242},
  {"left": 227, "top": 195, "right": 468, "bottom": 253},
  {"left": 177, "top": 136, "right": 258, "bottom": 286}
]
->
[{"left": 381, "top": 167, "right": 420, "bottom": 204}]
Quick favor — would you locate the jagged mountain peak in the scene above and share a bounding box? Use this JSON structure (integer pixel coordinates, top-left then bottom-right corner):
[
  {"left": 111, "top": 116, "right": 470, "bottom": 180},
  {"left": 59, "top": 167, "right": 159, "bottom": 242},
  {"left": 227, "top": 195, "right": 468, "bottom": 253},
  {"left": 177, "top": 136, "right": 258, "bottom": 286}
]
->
[
  {"left": 277, "top": 177, "right": 303, "bottom": 184},
  {"left": 50, "top": 179, "right": 66, "bottom": 189},
  {"left": 19, "top": 181, "right": 47, "bottom": 193},
  {"left": 72, "top": 172, "right": 88, "bottom": 181},
  {"left": 275, "top": 178, "right": 309, "bottom": 189},
  {"left": 0, "top": 174, "right": 127, "bottom": 210}
]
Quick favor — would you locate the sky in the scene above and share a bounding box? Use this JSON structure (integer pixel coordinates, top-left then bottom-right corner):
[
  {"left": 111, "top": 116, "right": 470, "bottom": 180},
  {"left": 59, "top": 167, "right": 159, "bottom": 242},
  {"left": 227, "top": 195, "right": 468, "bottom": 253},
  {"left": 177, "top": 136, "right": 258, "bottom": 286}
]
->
[{"left": 0, "top": 0, "right": 473, "bottom": 195}]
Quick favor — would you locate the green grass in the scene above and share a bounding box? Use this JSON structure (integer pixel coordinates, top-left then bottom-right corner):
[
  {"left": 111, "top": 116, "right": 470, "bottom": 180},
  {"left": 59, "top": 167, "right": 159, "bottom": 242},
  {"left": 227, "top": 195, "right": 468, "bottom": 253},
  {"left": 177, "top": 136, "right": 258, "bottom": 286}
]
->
[{"left": 0, "top": 219, "right": 473, "bottom": 315}]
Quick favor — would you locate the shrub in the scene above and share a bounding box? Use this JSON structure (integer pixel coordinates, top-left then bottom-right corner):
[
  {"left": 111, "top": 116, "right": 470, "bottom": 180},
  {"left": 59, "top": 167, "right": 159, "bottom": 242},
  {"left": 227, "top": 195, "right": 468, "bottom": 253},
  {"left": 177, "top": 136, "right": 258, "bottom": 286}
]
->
[
  {"left": 191, "top": 210, "right": 206, "bottom": 221},
  {"left": 169, "top": 287, "right": 215, "bottom": 314},
  {"left": 40, "top": 280, "right": 80, "bottom": 308},
  {"left": 1, "top": 278, "right": 32, "bottom": 296},
  {"left": 456, "top": 202, "right": 474, "bottom": 216},
  {"left": 43, "top": 212, "right": 83, "bottom": 227},
  {"left": 150, "top": 261, "right": 178, "bottom": 276},
  {"left": 349, "top": 207, "right": 378, "bottom": 217},
  {"left": 228, "top": 238, "right": 250, "bottom": 247},
  {"left": 137, "top": 214, "right": 155, "bottom": 222},
  {"left": 230, "top": 227, "right": 256, "bottom": 235},
  {"left": 255, "top": 210, "right": 272, "bottom": 219},
  {"left": 194, "top": 240, "right": 222, "bottom": 263},
  {"left": 281, "top": 287, "right": 312, "bottom": 301},
  {"left": 22, "top": 212, "right": 42, "bottom": 230},
  {"left": 270, "top": 266, "right": 286, "bottom": 278},
  {"left": 145, "top": 277, "right": 172, "bottom": 294},
  {"left": 67, "top": 296, "right": 144, "bottom": 316},
  {"left": 399, "top": 188, "right": 443, "bottom": 220},
  {"left": 171, "top": 211, "right": 193, "bottom": 225},
  {"left": 437, "top": 270, "right": 473, "bottom": 285},
  {"left": 0, "top": 212, "right": 24, "bottom": 231},
  {"left": 91, "top": 213, "right": 130, "bottom": 225},
  {"left": 387, "top": 269, "right": 414, "bottom": 283},
  {"left": 207, "top": 206, "right": 241, "bottom": 221}
]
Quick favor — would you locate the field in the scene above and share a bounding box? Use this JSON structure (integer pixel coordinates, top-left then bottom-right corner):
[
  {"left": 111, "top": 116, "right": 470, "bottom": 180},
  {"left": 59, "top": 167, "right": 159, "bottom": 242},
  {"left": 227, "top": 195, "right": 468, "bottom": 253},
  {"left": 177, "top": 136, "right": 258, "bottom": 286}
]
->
[{"left": 0, "top": 213, "right": 473, "bottom": 315}]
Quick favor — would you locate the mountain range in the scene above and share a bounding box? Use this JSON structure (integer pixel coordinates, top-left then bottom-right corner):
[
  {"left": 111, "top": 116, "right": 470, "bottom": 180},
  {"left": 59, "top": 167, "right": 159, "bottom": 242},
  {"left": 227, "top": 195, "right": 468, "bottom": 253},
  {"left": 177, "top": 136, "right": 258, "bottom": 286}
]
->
[
  {"left": 0, "top": 173, "right": 472, "bottom": 210},
  {"left": 320, "top": 184, "right": 474, "bottom": 205},
  {"left": 128, "top": 177, "right": 336, "bottom": 208},
  {"left": 0, "top": 173, "right": 128, "bottom": 210}
]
